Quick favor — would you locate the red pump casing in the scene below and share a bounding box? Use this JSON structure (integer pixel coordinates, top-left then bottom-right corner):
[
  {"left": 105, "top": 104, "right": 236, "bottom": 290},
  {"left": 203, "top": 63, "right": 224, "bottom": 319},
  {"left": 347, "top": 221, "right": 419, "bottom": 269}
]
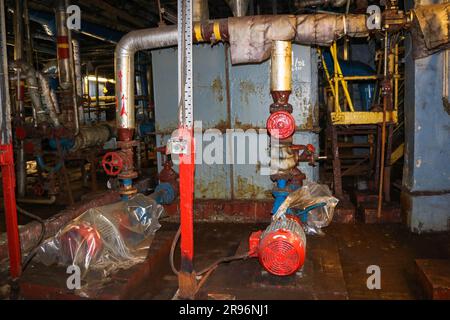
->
[{"left": 249, "top": 216, "right": 306, "bottom": 276}]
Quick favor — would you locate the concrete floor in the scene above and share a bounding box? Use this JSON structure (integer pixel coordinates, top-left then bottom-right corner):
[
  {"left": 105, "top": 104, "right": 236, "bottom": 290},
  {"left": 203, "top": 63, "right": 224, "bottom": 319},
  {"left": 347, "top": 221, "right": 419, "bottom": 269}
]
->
[
  {"left": 1, "top": 216, "right": 450, "bottom": 299},
  {"left": 141, "top": 222, "right": 450, "bottom": 300}
]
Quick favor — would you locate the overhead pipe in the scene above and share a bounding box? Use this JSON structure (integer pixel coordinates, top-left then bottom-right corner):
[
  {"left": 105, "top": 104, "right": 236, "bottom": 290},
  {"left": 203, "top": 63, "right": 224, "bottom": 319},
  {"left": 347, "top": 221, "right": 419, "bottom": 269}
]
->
[{"left": 116, "top": 15, "right": 370, "bottom": 134}]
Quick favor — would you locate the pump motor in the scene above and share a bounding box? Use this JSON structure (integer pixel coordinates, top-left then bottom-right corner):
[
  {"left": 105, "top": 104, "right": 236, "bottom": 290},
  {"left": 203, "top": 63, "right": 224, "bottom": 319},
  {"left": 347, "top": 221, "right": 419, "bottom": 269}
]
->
[{"left": 249, "top": 216, "right": 306, "bottom": 276}]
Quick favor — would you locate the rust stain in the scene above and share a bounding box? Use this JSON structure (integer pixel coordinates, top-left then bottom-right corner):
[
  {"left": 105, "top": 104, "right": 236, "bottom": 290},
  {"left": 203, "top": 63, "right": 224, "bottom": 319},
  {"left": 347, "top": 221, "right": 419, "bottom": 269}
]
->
[
  {"left": 239, "top": 80, "right": 256, "bottom": 106},
  {"left": 211, "top": 77, "right": 224, "bottom": 103},
  {"left": 235, "top": 175, "right": 271, "bottom": 199},
  {"left": 234, "top": 120, "right": 260, "bottom": 131},
  {"left": 196, "top": 176, "right": 228, "bottom": 199}
]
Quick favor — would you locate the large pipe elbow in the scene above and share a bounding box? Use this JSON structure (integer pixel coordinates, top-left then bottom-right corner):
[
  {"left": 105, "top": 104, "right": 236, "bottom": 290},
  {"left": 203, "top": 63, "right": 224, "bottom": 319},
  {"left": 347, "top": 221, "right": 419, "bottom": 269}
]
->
[{"left": 115, "top": 26, "right": 177, "bottom": 138}]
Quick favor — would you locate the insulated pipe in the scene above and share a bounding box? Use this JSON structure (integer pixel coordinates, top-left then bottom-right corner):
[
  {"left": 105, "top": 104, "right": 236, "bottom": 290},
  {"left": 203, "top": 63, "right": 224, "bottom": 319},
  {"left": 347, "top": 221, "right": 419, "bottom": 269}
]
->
[
  {"left": 65, "top": 0, "right": 80, "bottom": 135},
  {"left": 55, "top": 2, "right": 71, "bottom": 90},
  {"left": 72, "top": 38, "right": 83, "bottom": 99},
  {"left": 72, "top": 37, "right": 83, "bottom": 126},
  {"left": 193, "top": 0, "right": 209, "bottom": 21},
  {"left": 36, "top": 72, "right": 60, "bottom": 126},
  {"left": 115, "top": 25, "right": 178, "bottom": 140},
  {"left": 12, "top": 60, "right": 47, "bottom": 124},
  {"left": 271, "top": 41, "right": 292, "bottom": 92}
]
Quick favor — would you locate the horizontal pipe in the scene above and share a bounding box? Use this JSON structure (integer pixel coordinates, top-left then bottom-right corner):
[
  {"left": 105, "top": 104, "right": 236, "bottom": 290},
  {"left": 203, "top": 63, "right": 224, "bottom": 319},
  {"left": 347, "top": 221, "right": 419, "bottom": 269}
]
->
[
  {"left": 17, "top": 196, "right": 56, "bottom": 205},
  {"left": 116, "top": 15, "right": 368, "bottom": 135}
]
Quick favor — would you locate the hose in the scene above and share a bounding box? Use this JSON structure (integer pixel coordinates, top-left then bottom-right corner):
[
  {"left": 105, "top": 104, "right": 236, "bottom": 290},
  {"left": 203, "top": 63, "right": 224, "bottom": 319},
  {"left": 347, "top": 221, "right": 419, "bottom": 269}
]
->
[{"left": 16, "top": 206, "right": 46, "bottom": 272}]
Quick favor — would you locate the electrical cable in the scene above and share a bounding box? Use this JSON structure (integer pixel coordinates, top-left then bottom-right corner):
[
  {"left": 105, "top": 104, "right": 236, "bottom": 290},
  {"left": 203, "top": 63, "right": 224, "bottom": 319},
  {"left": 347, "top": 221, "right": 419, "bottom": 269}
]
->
[
  {"left": 16, "top": 206, "right": 46, "bottom": 272},
  {"left": 169, "top": 225, "right": 249, "bottom": 278}
]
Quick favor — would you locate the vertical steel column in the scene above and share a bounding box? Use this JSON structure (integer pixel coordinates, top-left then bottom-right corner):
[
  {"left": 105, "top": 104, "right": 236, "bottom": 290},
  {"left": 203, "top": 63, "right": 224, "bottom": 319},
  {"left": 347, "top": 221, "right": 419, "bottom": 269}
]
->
[{"left": 1, "top": 0, "right": 22, "bottom": 279}]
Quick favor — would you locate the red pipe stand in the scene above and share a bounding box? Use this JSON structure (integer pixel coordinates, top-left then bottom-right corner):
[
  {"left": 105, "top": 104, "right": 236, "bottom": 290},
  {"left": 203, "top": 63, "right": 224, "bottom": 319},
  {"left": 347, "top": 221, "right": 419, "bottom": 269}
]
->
[{"left": 0, "top": 143, "right": 22, "bottom": 279}]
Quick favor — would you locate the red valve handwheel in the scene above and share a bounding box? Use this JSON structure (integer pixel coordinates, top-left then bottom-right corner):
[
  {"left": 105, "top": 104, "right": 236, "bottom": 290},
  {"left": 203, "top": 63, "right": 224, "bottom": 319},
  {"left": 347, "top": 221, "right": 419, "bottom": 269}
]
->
[
  {"left": 102, "top": 152, "right": 124, "bottom": 176},
  {"left": 306, "top": 144, "right": 315, "bottom": 153},
  {"left": 266, "top": 111, "right": 295, "bottom": 139}
]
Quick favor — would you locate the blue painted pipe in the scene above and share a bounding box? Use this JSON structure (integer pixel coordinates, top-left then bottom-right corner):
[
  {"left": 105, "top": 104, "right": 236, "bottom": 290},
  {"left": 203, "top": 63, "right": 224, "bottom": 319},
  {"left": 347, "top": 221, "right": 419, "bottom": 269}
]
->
[
  {"left": 271, "top": 179, "right": 290, "bottom": 215},
  {"left": 36, "top": 155, "right": 63, "bottom": 173},
  {"left": 48, "top": 138, "right": 74, "bottom": 151},
  {"left": 137, "top": 121, "right": 155, "bottom": 137}
]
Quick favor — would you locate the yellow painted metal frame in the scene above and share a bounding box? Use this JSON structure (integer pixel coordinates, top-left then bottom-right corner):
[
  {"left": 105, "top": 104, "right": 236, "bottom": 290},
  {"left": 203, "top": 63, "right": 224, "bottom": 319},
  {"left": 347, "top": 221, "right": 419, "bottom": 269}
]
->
[{"left": 320, "top": 42, "right": 398, "bottom": 125}]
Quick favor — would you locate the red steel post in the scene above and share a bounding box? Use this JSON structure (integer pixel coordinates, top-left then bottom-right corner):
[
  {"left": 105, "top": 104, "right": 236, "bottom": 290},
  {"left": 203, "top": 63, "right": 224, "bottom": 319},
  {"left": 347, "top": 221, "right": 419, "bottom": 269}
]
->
[{"left": 0, "top": 143, "right": 22, "bottom": 278}]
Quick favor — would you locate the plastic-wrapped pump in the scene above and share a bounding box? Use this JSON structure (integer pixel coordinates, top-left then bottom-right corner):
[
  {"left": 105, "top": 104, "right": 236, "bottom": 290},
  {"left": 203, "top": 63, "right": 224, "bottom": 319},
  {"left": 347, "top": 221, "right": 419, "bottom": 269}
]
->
[
  {"left": 35, "top": 193, "right": 164, "bottom": 294},
  {"left": 272, "top": 181, "right": 339, "bottom": 234}
]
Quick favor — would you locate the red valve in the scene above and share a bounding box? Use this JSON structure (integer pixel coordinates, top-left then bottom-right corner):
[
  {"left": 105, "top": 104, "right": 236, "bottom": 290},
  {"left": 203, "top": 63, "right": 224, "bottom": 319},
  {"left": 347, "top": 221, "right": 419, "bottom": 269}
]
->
[
  {"left": 306, "top": 144, "right": 315, "bottom": 153},
  {"left": 266, "top": 111, "right": 295, "bottom": 139},
  {"left": 102, "top": 152, "right": 124, "bottom": 176}
]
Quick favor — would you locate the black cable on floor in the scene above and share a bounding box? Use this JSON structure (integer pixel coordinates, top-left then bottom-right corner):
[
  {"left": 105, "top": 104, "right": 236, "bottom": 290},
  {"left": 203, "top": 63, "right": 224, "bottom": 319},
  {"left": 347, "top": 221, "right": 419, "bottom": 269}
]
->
[{"left": 16, "top": 206, "right": 46, "bottom": 272}]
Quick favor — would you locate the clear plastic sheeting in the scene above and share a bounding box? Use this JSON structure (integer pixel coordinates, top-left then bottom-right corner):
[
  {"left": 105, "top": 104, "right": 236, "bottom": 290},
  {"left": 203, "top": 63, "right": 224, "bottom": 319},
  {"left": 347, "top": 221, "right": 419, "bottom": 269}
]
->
[
  {"left": 34, "top": 193, "right": 164, "bottom": 295},
  {"left": 272, "top": 182, "right": 339, "bottom": 235}
]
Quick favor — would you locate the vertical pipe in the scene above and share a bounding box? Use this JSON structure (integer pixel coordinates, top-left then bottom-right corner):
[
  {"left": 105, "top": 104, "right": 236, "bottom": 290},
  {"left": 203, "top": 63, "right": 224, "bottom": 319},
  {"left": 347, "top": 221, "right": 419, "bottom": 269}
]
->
[
  {"left": 193, "top": 0, "right": 209, "bottom": 21},
  {"left": 72, "top": 37, "right": 83, "bottom": 125},
  {"left": 23, "top": 0, "right": 33, "bottom": 65},
  {"left": 14, "top": 0, "right": 26, "bottom": 198},
  {"left": 377, "top": 31, "right": 389, "bottom": 219},
  {"left": 270, "top": 41, "right": 292, "bottom": 93},
  {"left": 65, "top": 0, "right": 79, "bottom": 135},
  {"left": 55, "top": 2, "right": 71, "bottom": 90},
  {"left": 0, "top": 0, "right": 22, "bottom": 279}
]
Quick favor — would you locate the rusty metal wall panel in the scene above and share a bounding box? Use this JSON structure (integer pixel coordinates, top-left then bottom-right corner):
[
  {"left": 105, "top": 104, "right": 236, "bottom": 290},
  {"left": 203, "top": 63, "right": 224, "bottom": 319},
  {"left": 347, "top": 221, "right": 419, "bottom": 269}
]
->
[
  {"left": 153, "top": 43, "right": 319, "bottom": 200},
  {"left": 229, "top": 44, "right": 319, "bottom": 199},
  {"left": 153, "top": 44, "right": 231, "bottom": 199},
  {"left": 230, "top": 44, "right": 318, "bottom": 130},
  {"left": 153, "top": 44, "right": 228, "bottom": 132}
]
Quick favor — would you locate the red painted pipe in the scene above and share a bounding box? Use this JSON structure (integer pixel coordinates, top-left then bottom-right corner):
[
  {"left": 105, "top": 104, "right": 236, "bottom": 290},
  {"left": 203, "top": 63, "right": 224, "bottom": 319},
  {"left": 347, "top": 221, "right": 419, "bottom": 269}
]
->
[{"left": 0, "top": 143, "right": 22, "bottom": 278}]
